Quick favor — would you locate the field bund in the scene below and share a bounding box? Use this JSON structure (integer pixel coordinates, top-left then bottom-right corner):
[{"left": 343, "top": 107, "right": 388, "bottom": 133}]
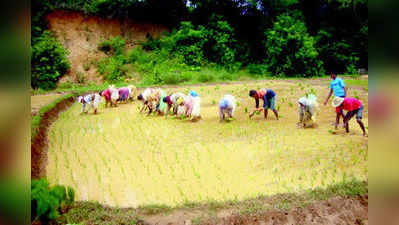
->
[{"left": 46, "top": 80, "right": 368, "bottom": 207}]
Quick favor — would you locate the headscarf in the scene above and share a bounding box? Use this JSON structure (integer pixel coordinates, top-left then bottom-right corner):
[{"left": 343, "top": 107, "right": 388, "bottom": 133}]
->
[
  {"left": 298, "top": 97, "right": 307, "bottom": 106},
  {"left": 219, "top": 99, "right": 228, "bottom": 109},
  {"left": 176, "top": 97, "right": 184, "bottom": 105},
  {"left": 189, "top": 90, "right": 198, "bottom": 97}
]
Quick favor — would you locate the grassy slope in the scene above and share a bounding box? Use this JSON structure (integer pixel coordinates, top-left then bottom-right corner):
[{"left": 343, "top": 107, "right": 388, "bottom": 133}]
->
[{"left": 55, "top": 179, "right": 367, "bottom": 225}]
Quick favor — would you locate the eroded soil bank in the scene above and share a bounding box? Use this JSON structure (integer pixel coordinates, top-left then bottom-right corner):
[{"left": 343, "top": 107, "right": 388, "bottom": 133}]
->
[{"left": 31, "top": 96, "right": 75, "bottom": 178}]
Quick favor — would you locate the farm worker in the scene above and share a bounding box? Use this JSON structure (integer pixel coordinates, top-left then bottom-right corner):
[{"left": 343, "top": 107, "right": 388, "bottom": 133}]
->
[
  {"left": 187, "top": 89, "right": 201, "bottom": 119},
  {"left": 155, "top": 88, "right": 167, "bottom": 115},
  {"left": 127, "top": 85, "right": 137, "bottom": 101},
  {"left": 100, "top": 88, "right": 111, "bottom": 107},
  {"left": 78, "top": 93, "right": 101, "bottom": 114},
  {"left": 189, "top": 90, "right": 198, "bottom": 97},
  {"left": 176, "top": 96, "right": 186, "bottom": 115},
  {"left": 179, "top": 95, "right": 201, "bottom": 120},
  {"left": 138, "top": 88, "right": 157, "bottom": 114},
  {"left": 248, "top": 89, "right": 279, "bottom": 120},
  {"left": 118, "top": 87, "right": 130, "bottom": 103},
  {"left": 162, "top": 92, "right": 186, "bottom": 116},
  {"left": 109, "top": 85, "right": 119, "bottom": 107},
  {"left": 324, "top": 73, "right": 347, "bottom": 125},
  {"left": 297, "top": 94, "right": 319, "bottom": 127},
  {"left": 332, "top": 96, "right": 367, "bottom": 136},
  {"left": 219, "top": 94, "right": 236, "bottom": 121}
]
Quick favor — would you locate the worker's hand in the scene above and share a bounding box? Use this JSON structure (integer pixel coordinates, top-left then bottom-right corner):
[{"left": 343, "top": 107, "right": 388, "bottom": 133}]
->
[{"left": 249, "top": 112, "right": 254, "bottom": 118}]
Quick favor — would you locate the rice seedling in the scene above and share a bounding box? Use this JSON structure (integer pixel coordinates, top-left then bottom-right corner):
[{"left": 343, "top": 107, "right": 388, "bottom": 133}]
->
[
  {"left": 354, "top": 91, "right": 359, "bottom": 99},
  {"left": 45, "top": 80, "right": 368, "bottom": 208}
]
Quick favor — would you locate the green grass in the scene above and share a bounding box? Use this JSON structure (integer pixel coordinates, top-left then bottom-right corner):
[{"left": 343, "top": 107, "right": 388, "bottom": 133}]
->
[
  {"left": 344, "top": 79, "right": 368, "bottom": 88},
  {"left": 31, "top": 93, "right": 74, "bottom": 141},
  {"left": 31, "top": 74, "right": 364, "bottom": 96},
  {"left": 54, "top": 201, "right": 144, "bottom": 225},
  {"left": 54, "top": 179, "right": 367, "bottom": 224}
]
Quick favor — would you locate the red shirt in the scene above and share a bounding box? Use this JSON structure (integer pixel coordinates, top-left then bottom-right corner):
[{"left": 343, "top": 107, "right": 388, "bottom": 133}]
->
[
  {"left": 102, "top": 89, "right": 111, "bottom": 101},
  {"left": 254, "top": 90, "right": 266, "bottom": 99},
  {"left": 336, "top": 97, "right": 362, "bottom": 113}
]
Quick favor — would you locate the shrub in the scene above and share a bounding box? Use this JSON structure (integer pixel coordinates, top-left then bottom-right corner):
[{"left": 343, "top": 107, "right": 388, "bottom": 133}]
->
[
  {"left": 315, "top": 29, "right": 359, "bottom": 74},
  {"left": 198, "top": 72, "right": 214, "bottom": 83},
  {"left": 203, "top": 17, "right": 237, "bottom": 65},
  {"left": 98, "top": 36, "right": 126, "bottom": 56},
  {"left": 152, "top": 19, "right": 237, "bottom": 67},
  {"left": 97, "top": 37, "right": 128, "bottom": 82},
  {"left": 247, "top": 64, "right": 269, "bottom": 77},
  {"left": 142, "top": 34, "right": 161, "bottom": 51},
  {"left": 83, "top": 61, "right": 91, "bottom": 71},
  {"left": 171, "top": 21, "right": 207, "bottom": 66},
  {"left": 31, "top": 31, "right": 70, "bottom": 90},
  {"left": 75, "top": 71, "right": 86, "bottom": 84},
  {"left": 160, "top": 72, "right": 181, "bottom": 84},
  {"left": 218, "top": 69, "right": 236, "bottom": 80},
  {"left": 264, "top": 13, "right": 324, "bottom": 77},
  {"left": 97, "top": 56, "right": 126, "bottom": 82},
  {"left": 31, "top": 178, "right": 74, "bottom": 223}
]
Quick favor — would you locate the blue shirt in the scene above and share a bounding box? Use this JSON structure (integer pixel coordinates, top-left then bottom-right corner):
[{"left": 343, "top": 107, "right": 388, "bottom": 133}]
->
[
  {"left": 330, "top": 78, "right": 345, "bottom": 97},
  {"left": 265, "top": 89, "right": 276, "bottom": 99}
]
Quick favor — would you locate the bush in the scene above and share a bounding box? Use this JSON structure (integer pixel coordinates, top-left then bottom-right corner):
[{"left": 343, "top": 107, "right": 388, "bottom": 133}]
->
[
  {"left": 315, "top": 29, "right": 359, "bottom": 74},
  {"left": 198, "top": 72, "right": 214, "bottom": 83},
  {"left": 264, "top": 13, "right": 324, "bottom": 77},
  {"left": 152, "top": 19, "right": 237, "bottom": 67},
  {"left": 97, "top": 37, "right": 129, "bottom": 82},
  {"left": 97, "top": 56, "right": 126, "bottom": 82},
  {"left": 203, "top": 17, "right": 237, "bottom": 65},
  {"left": 75, "top": 71, "right": 87, "bottom": 84},
  {"left": 172, "top": 22, "right": 207, "bottom": 65},
  {"left": 31, "top": 31, "right": 70, "bottom": 90},
  {"left": 98, "top": 36, "right": 126, "bottom": 56},
  {"left": 247, "top": 64, "right": 269, "bottom": 77},
  {"left": 83, "top": 61, "right": 91, "bottom": 71},
  {"left": 31, "top": 178, "right": 74, "bottom": 223},
  {"left": 142, "top": 34, "right": 161, "bottom": 51}
]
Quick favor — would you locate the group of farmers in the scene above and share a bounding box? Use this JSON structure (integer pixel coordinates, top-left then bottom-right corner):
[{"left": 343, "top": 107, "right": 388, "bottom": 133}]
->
[
  {"left": 78, "top": 73, "right": 367, "bottom": 136},
  {"left": 78, "top": 85, "right": 136, "bottom": 114},
  {"left": 137, "top": 89, "right": 202, "bottom": 120},
  {"left": 244, "top": 73, "right": 367, "bottom": 136}
]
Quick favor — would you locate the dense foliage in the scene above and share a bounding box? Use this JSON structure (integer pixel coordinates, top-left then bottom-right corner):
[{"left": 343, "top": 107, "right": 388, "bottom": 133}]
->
[
  {"left": 31, "top": 179, "right": 75, "bottom": 223},
  {"left": 31, "top": 31, "right": 70, "bottom": 90},
  {"left": 96, "top": 36, "right": 129, "bottom": 82},
  {"left": 159, "top": 19, "right": 237, "bottom": 66},
  {"left": 264, "top": 13, "right": 324, "bottom": 77},
  {"left": 31, "top": 0, "right": 368, "bottom": 88}
]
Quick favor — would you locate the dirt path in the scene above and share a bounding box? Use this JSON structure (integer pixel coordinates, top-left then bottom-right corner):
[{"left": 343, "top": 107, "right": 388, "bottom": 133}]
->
[
  {"left": 31, "top": 93, "right": 65, "bottom": 116},
  {"left": 142, "top": 195, "right": 368, "bottom": 225}
]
